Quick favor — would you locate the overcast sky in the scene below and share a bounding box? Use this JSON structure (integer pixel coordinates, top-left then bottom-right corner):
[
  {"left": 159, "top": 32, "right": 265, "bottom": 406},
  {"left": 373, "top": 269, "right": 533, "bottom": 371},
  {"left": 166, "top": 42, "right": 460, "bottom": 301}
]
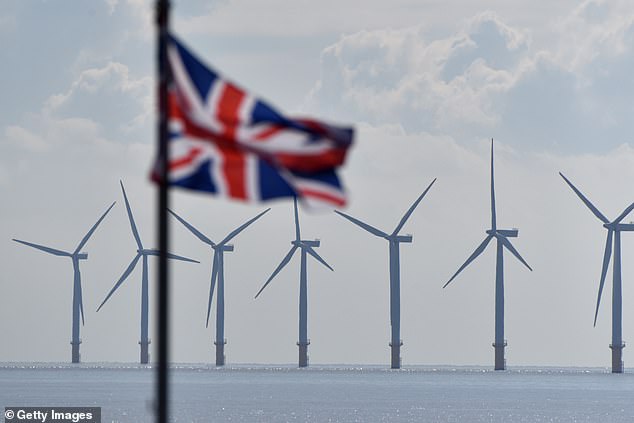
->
[{"left": 2, "top": 0, "right": 634, "bottom": 368}]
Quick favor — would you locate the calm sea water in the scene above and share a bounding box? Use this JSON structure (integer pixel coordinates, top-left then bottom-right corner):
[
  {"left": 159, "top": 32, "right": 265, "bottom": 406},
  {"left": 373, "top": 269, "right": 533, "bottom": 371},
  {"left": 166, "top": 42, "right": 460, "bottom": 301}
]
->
[{"left": 1, "top": 364, "right": 633, "bottom": 422}]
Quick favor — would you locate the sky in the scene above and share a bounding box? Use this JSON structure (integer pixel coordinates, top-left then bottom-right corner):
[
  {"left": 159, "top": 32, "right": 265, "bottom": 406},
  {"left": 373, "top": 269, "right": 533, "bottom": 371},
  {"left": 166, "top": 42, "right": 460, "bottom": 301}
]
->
[{"left": 1, "top": 0, "right": 634, "bottom": 368}]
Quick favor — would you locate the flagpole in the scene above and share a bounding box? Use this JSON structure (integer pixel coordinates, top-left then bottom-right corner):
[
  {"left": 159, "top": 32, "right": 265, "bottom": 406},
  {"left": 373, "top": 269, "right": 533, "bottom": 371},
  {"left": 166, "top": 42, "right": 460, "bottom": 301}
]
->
[{"left": 156, "top": 1, "right": 170, "bottom": 423}]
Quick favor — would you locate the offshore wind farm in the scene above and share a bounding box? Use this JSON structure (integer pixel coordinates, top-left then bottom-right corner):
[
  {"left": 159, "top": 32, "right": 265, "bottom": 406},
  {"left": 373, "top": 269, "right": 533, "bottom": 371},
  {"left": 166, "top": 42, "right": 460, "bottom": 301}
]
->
[
  {"left": 4, "top": 0, "right": 634, "bottom": 421},
  {"left": 4, "top": 154, "right": 634, "bottom": 421},
  {"left": 5, "top": 162, "right": 634, "bottom": 370}
]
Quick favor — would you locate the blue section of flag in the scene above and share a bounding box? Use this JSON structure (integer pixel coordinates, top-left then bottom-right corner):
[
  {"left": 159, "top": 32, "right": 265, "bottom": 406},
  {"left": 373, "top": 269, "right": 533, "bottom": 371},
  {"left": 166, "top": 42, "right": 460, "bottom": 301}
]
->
[
  {"left": 170, "top": 35, "right": 217, "bottom": 100},
  {"left": 258, "top": 160, "right": 296, "bottom": 200},
  {"left": 172, "top": 159, "right": 218, "bottom": 194},
  {"left": 251, "top": 100, "right": 288, "bottom": 126}
]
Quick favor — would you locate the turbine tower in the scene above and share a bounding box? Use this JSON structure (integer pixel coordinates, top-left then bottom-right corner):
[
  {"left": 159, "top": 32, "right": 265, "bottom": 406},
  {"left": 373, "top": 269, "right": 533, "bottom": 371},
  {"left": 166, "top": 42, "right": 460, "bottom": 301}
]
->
[
  {"left": 97, "top": 181, "right": 198, "bottom": 364},
  {"left": 444, "top": 140, "right": 531, "bottom": 371},
  {"left": 168, "top": 207, "right": 270, "bottom": 366},
  {"left": 13, "top": 201, "right": 116, "bottom": 363},
  {"left": 335, "top": 178, "right": 436, "bottom": 369},
  {"left": 559, "top": 172, "right": 634, "bottom": 373},
  {"left": 255, "top": 197, "right": 333, "bottom": 368}
]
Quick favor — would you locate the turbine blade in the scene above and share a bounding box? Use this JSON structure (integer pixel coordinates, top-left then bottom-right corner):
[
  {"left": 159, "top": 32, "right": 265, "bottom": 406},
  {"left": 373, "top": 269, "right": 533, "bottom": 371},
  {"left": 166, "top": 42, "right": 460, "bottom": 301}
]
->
[
  {"left": 614, "top": 201, "right": 634, "bottom": 224},
  {"left": 392, "top": 178, "right": 437, "bottom": 236},
  {"left": 97, "top": 253, "right": 141, "bottom": 311},
  {"left": 219, "top": 208, "right": 270, "bottom": 246},
  {"left": 443, "top": 235, "right": 493, "bottom": 288},
  {"left": 144, "top": 250, "right": 200, "bottom": 263},
  {"left": 334, "top": 210, "right": 389, "bottom": 239},
  {"left": 559, "top": 172, "right": 609, "bottom": 223},
  {"left": 12, "top": 239, "right": 71, "bottom": 257},
  {"left": 120, "top": 181, "right": 143, "bottom": 249},
  {"left": 294, "top": 197, "right": 301, "bottom": 241},
  {"left": 167, "top": 208, "right": 214, "bottom": 246},
  {"left": 255, "top": 246, "right": 298, "bottom": 298},
  {"left": 491, "top": 139, "right": 497, "bottom": 231},
  {"left": 498, "top": 235, "right": 532, "bottom": 271},
  {"left": 306, "top": 247, "right": 333, "bottom": 271},
  {"left": 594, "top": 230, "right": 613, "bottom": 326},
  {"left": 206, "top": 252, "right": 219, "bottom": 328},
  {"left": 74, "top": 201, "right": 116, "bottom": 254},
  {"left": 166, "top": 252, "right": 199, "bottom": 263}
]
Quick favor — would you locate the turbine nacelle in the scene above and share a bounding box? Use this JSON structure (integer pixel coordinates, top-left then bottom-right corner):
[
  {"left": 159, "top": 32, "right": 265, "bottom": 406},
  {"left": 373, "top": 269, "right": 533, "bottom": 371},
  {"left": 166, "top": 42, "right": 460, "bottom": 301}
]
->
[
  {"left": 390, "top": 234, "right": 413, "bottom": 243},
  {"left": 293, "top": 240, "right": 320, "bottom": 248},
  {"left": 486, "top": 229, "right": 518, "bottom": 238},
  {"left": 214, "top": 244, "right": 234, "bottom": 252},
  {"left": 604, "top": 223, "right": 634, "bottom": 231},
  {"left": 75, "top": 253, "right": 88, "bottom": 260}
]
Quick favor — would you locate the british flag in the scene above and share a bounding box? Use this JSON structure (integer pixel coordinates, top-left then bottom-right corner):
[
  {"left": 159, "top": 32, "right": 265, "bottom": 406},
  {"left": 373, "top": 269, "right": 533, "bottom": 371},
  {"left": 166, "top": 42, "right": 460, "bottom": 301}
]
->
[{"left": 155, "top": 34, "right": 354, "bottom": 208}]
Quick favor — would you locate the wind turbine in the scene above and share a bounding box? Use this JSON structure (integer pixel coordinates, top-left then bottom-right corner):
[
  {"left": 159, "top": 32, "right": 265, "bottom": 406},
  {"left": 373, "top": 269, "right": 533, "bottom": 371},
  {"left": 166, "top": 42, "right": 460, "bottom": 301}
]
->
[
  {"left": 13, "top": 201, "right": 116, "bottom": 363},
  {"left": 444, "top": 140, "right": 531, "bottom": 370},
  {"left": 335, "top": 178, "right": 436, "bottom": 369},
  {"left": 255, "top": 197, "right": 333, "bottom": 368},
  {"left": 168, "top": 207, "right": 270, "bottom": 366},
  {"left": 97, "top": 181, "right": 198, "bottom": 364},
  {"left": 559, "top": 172, "right": 634, "bottom": 373}
]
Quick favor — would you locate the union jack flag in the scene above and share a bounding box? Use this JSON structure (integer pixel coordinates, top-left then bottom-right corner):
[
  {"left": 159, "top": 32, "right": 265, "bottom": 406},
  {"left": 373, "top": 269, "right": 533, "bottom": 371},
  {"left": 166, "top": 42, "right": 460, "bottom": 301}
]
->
[{"left": 153, "top": 34, "right": 354, "bottom": 208}]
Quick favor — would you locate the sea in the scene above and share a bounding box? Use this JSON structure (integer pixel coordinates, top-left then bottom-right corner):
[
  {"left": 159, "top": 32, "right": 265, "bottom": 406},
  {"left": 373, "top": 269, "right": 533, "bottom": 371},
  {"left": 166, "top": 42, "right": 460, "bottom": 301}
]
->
[{"left": 1, "top": 363, "right": 633, "bottom": 422}]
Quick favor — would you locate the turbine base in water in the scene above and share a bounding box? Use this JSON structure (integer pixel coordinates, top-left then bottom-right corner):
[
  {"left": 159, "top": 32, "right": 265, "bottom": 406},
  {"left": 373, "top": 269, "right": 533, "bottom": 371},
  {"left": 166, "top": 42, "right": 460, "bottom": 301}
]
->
[
  {"left": 139, "top": 340, "right": 150, "bottom": 364},
  {"left": 214, "top": 339, "right": 227, "bottom": 366},
  {"left": 389, "top": 340, "right": 403, "bottom": 369},
  {"left": 493, "top": 341, "right": 507, "bottom": 371},
  {"left": 610, "top": 343, "right": 625, "bottom": 373},
  {"left": 297, "top": 341, "right": 310, "bottom": 368},
  {"left": 70, "top": 340, "right": 81, "bottom": 364}
]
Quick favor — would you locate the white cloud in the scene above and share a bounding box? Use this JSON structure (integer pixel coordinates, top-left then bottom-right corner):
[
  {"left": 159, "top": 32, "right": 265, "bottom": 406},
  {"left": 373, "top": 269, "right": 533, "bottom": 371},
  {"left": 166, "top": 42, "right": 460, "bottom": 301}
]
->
[
  {"left": 5, "top": 126, "right": 48, "bottom": 153},
  {"left": 122, "top": 0, "right": 153, "bottom": 40},
  {"left": 306, "top": 13, "right": 528, "bottom": 134},
  {"left": 307, "top": 6, "right": 634, "bottom": 153},
  {"left": 104, "top": 0, "right": 119, "bottom": 15},
  {"left": 555, "top": 0, "right": 634, "bottom": 71},
  {"left": 45, "top": 62, "right": 153, "bottom": 140}
]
